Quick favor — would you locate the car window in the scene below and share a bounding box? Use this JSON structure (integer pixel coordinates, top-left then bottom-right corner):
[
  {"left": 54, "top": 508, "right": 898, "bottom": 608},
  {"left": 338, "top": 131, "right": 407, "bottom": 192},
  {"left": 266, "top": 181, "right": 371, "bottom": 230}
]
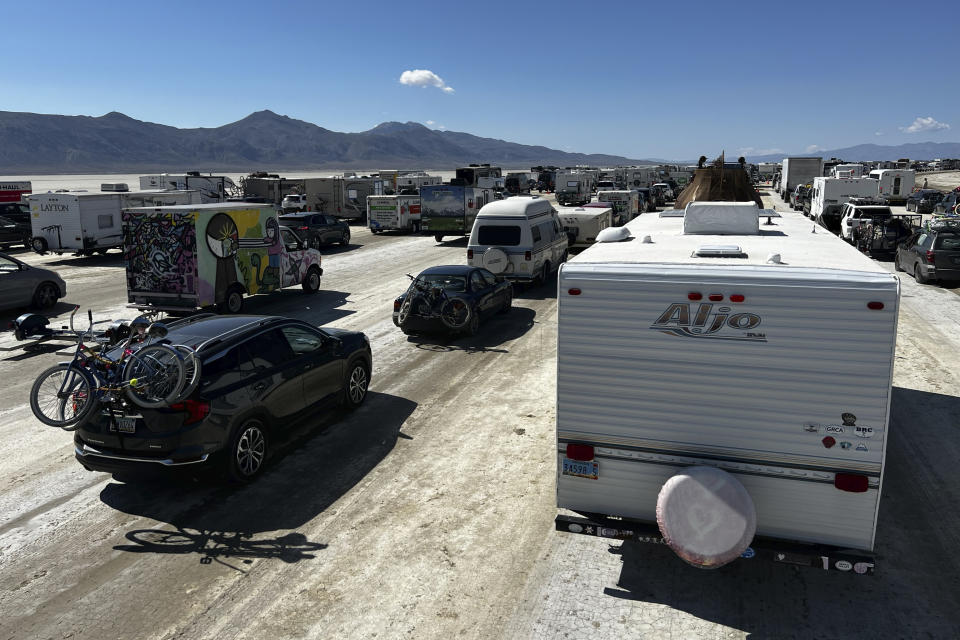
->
[
  {"left": 470, "top": 271, "right": 486, "bottom": 291},
  {"left": 202, "top": 346, "right": 242, "bottom": 380},
  {"left": 0, "top": 256, "right": 19, "bottom": 271},
  {"left": 416, "top": 274, "right": 466, "bottom": 292},
  {"left": 480, "top": 269, "right": 498, "bottom": 286},
  {"left": 935, "top": 234, "right": 959, "bottom": 250},
  {"left": 241, "top": 329, "right": 295, "bottom": 369},
  {"left": 477, "top": 225, "right": 521, "bottom": 246},
  {"left": 280, "top": 325, "right": 325, "bottom": 355},
  {"left": 531, "top": 225, "right": 542, "bottom": 243},
  {"left": 281, "top": 228, "right": 299, "bottom": 247},
  {"left": 917, "top": 234, "right": 932, "bottom": 249}
]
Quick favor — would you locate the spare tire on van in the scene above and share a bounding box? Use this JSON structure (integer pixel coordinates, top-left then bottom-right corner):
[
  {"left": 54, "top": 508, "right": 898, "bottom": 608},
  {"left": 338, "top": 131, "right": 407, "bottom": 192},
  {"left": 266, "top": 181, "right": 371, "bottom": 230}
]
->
[{"left": 481, "top": 248, "right": 509, "bottom": 274}]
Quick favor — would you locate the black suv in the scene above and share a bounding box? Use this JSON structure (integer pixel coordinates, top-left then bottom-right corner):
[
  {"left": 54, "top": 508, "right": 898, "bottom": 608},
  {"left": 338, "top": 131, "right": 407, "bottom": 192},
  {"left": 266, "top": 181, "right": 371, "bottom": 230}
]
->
[
  {"left": 278, "top": 212, "right": 350, "bottom": 248},
  {"left": 0, "top": 203, "right": 31, "bottom": 249},
  {"left": 905, "top": 189, "right": 944, "bottom": 214},
  {"left": 74, "top": 315, "right": 372, "bottom": 482}
]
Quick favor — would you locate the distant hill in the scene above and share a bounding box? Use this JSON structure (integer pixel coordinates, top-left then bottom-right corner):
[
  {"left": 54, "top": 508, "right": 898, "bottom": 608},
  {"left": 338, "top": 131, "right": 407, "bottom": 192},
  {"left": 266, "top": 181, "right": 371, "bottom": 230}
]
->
[
  {"left": 0, "top": 110, "right": 651, "bottom": 173},
  {"left": 747, "top": 142, "right": 960, "bottom": 164}
]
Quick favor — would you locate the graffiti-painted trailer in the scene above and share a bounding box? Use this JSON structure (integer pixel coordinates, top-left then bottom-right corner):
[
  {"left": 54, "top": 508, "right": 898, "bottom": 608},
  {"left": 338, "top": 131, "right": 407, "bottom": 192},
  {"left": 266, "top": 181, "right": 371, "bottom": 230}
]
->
[
  {"left": 123, "top": 203, "right": 323, "bottom": 314},
  {"left": 419, "top": 184, "right": 494, "bottom": 242},
  {"left": 555, "top": 202, "right": 899, "bottom": 574}
]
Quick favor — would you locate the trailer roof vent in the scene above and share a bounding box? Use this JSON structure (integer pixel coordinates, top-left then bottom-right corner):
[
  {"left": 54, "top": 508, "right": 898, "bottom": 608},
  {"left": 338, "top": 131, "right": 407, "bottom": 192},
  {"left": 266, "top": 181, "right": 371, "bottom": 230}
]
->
[
  {"left": 597, "top": 227, "right": 632, "bottom": 243},
  {"left": 693, "top": 244, "right": 746, "bottom": 258}
]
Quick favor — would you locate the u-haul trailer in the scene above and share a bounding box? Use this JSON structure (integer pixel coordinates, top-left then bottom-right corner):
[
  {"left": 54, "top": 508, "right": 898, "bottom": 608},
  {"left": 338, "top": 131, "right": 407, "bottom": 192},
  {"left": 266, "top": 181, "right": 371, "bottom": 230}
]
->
[
  {"left": 0, "top": 181, "right": 31, "bottom": 203},
  {"left": 555, "top": 202, "right": 898, "bottom": 575}
]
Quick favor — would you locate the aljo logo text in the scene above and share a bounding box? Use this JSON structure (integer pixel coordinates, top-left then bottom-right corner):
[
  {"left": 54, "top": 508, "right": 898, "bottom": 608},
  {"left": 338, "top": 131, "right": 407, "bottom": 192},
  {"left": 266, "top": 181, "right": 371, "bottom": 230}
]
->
[{"left": 651, "top": 303, "right": 766, "bottom": 342}]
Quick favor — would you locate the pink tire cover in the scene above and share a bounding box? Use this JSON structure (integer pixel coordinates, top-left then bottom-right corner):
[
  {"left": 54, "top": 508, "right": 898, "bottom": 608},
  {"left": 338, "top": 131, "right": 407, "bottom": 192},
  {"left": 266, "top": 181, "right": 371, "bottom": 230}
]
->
[{"left": 656, "top": 466, "right": 757, "bottom": 569}]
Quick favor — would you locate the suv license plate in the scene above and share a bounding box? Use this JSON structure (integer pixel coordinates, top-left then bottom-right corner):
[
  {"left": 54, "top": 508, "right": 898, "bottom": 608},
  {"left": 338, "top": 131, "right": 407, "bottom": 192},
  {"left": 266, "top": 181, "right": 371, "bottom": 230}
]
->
[
  {"left": 562, "top": 458, "right": 599, "bottom": 480},
  {"left": 116, "top": 417, "right": 136, "bottom": 433}
]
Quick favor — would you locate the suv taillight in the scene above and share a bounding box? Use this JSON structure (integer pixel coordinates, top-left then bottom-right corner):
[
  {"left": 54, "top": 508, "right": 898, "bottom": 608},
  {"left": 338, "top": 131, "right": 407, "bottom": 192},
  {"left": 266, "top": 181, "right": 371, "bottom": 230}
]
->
[
  {"left": 170, "top": 399, "right": 211, "bottom": 425},
  {"left": 467, "top": 249, "right": 473, "bottom": 259},
  {"left": 926, "top": 250, "right": 936, "bottom": 263}
]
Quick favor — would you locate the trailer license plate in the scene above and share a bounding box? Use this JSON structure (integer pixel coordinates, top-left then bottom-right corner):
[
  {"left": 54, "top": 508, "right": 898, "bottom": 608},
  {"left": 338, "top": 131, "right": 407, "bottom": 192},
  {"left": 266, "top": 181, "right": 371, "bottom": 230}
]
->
[
  {"left": 116, "top": 417, "right": 136, "bottom": 433},
  {"left": 562, "top": 458, "right": 599, "bottom": 480}
]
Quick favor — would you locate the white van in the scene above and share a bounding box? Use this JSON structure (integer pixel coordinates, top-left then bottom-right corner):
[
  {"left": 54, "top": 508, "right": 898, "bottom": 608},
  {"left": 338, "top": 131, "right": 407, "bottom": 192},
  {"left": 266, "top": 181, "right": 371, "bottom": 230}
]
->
[
  {"left": 467, "top": 196, "right": 569, "bottom": 284},
  {"left": 556, "top": 206, "right": 613, "bottom": 250}
]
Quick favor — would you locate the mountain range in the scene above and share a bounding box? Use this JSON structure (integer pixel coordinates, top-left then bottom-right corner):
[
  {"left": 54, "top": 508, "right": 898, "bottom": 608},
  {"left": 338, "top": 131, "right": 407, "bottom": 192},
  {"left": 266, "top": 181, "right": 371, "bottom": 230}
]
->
[
  {"left": 0, "top": 110, "right": 648, "bottom": 173},
  {"left": 746, "top": 142, "right": 960, "bottom": 164}
]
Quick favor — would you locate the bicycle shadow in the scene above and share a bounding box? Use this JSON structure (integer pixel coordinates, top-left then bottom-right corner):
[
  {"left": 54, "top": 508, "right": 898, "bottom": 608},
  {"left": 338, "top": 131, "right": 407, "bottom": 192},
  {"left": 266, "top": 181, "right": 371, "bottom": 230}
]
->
[{"left": 101, "top": 391, "right": 417, "bottom": 566}]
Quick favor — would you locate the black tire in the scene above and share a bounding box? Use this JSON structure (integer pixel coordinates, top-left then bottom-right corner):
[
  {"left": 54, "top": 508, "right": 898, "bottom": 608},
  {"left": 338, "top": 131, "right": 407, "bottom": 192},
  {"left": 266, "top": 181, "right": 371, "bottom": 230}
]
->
[
  {"left": 30, "top": 363, "right": 97, "bottom": 429},
  {"left": 343, "top": 360, "right": 369, "bottom": 409},
  {"left": 33, "top": 282, "right": 60, "bottom": 309},
  {"left": 218, "top": 286, "right": 244, "bottom": 314},
  {"left": 537, "top": 262, "right": 550, "bottom": 286},
  {"left": 31, "top": 236, "right": 48, "bottom": 254},
  {"left": 914, "top": 264, "right": 930, "bottom": 285},
  {"left": 302, "top": 267, "right": 321, "bottom": 293},
  {"left": 123, "top": 344, "right": 187, "bottom": 408},
  {"left": 439, "top": 297, "right": 471, "bottom": 330},
  {"left": 340, "top": 230, "right": 350, "bottom": 245},
  {"left": 464, "top": 309, "right": 480, "bottom": 336},
  {"left": 498, "top": 288, "right": 512, "bottom": 314},
  {"left": 434, "top": 234, "right": 444, "bottom": 242},
  {"left": 412, "top": 221, "right": 421, "bottom": 234},
  {"left": 225, "top": 418, "right": 268, "bottom": 483},
  {"left": 894, "top": 254, "right": 904, "bottom": 272}
]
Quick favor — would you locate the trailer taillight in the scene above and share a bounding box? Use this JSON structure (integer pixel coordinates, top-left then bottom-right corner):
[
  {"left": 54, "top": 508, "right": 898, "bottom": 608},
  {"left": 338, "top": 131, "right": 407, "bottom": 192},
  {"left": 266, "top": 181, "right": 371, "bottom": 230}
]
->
[
  {"left": 708, "top": 294, "right": 723, "bottom": 301},
  {"left": 834, "top": 473, "right": 869, "bottom": 493},
  {"left": 688, "top": 292, "right": 702, "bottom": 301},
  {"left": 867, "top": 301, "right": 884, "bottom": 310},
  {"left": 729, "top": 294, "right": 745, "bottom": 303},
  {"left": 566, "top": 443, "right": 594, "bottom": 461},
  {"left": 568, "top": 288, "right": 581, "bottom": 295}
]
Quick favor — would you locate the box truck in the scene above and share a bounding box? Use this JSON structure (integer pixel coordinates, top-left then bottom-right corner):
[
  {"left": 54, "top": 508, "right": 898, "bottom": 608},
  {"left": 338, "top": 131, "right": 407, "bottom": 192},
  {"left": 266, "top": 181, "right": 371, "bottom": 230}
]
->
[
  {"left": 419, "top": 184, "right": 494, "bottom": 242},
  {"left": 367, "top": 194, "right": 421, "bottom": 233},
  {"left": 809, "top": 177, "right": 881, "bottom": 231},
  {"left": 123, "top": 203, "right": 323, "bottom": 313},
  {"left": 554, "top": 202, "right": 898, "bottom": 575},
  {"left": 779, "top": 157, "right": 824, "bottom": 199}
]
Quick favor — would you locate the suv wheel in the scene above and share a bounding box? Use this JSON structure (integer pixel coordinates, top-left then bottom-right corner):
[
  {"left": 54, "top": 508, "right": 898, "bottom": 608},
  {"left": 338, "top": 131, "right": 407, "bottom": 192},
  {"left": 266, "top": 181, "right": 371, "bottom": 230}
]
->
[
  {"left": 344, "top": 360, "right": 369, "bottom": 409},
  {"left": 914, "top": 264, "right": 930, "bottom": 285},
  {"left": 340, "top": 230, "right": 350, "bottom": 245},
  {"left": 226, "top": 419, "right": 268, "bottom": 482}
]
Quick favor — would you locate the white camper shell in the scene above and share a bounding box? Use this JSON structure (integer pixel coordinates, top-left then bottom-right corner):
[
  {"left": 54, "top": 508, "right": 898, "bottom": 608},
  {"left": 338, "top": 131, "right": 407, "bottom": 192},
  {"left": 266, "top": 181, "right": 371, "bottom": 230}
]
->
[
  {"left": 367, "top": 194, "right": 422, "bottom": 233},
  {"left": 809, "top": 177, "right": 880, "bottom": 230},
  {"left": 467, "top": 196, "right": 568, "bottom": 283},
  {"left": 27, "top": 190, "right": 202, "bottom": 256},
  {"left": 867, "top": 169, "right": 915, "bottom": 204},
  {"left": 556, "top": 206, "right": 613, "bottom": 250},
  {"left": 597, "top": 190, "right": 640, "bottom": 225},
  {"left": 555, "top": 202, "right": 898, "bottom": 574}
]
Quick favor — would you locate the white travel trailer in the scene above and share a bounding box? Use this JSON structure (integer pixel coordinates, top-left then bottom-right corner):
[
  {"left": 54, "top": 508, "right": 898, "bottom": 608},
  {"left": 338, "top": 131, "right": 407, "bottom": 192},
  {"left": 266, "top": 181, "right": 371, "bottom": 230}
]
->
[
  {"left": 467, "top": 196, "right": 568, "bottom": 284},
  {"left": 28, "top": 190, "right": 202, "bottom": 255},
  {"left": 395, "top": 173, "right": 442, "bottom": 191},
  {"left": 597, "top": 190, "right": 640, "bottom": 224},
  {"left": 138, "top": 173, "right": 237, "bottom": 202},
  {"left": 556, "top": 205, "right": 613, "bottom": 250},
  {"left": 831, "top": 164, "right": 865, "bottom": 179},
  {"left": 554, "top": 202, "right": 898, "bottom": 574},
  {"left": 809, "top": 177, "right": 880, "bottom": 231},
  {"left": 367, "top": 194, "right": 421, "bottom": 233},
  {"left": 867, "top": 169, "right": 915, "bottom": 204}
]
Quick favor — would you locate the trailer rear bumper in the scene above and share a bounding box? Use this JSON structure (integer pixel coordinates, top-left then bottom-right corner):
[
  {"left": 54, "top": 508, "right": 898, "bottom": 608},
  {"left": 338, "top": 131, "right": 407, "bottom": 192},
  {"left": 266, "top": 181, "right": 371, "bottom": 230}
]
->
[{"left": 555, "top": 513, "right": 875, "bottom": 575}]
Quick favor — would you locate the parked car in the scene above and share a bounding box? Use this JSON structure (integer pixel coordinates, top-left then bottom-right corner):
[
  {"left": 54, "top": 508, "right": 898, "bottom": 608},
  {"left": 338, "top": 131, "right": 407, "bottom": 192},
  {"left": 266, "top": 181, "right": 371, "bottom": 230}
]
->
[
  {"left": 278, "top": 212, "right": 350, "bottom": 248},
  {"left": 895, "top": 222, "right": 960, "bottom": 284},
  {"left": 0, "top": 252, "right": 66, "bottom": 311},
  {"left": 73, "top": 315, "right": 372, "bottom": 482},
  {"left": 393, "top": 265, "right": 512, "bottom": 336},
  {"left": 839, "top": 203, "right": 893, "bottom": 242},
  {"left": 905, "top": 189, "right": 944, "bottom": 214},
  {"left": 0, "top": 215, "right": 31, "bottom": 250},
  {"left": 934, "top": 192, "right": 960, "bottom": 215},
  {"left": 281, "top": 194, "right": 309, "bottom": 212}
]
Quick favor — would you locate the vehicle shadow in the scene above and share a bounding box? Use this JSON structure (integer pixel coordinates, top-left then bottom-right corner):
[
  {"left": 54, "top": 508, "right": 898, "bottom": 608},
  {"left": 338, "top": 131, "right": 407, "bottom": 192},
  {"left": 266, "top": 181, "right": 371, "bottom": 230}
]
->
[
  {"left": 315, "top": 242, "right": 360, "bottom": 255},
  {"left": 434, "top": 237, "right": 468, "bottom": 247},
  {"left": 513, "top": 279, "right": 558, "bottom": 301},
  {"left": 598, "top": 385, "right": 960, "bottom": 638},
  {"left": 408, "top": 306, "right": 537, "bottom": 353},
  {"left": 101, "top": 391, "right": 417, "bottom": 567},
  {"left": 0, "top": 300, "right": 77, "bottom": 328},
  {"left": 44, "top": 253, "right": 125, "bottom": 268},
  {"left": 236, "top": 288, "right": 354, "bottom": 326}
]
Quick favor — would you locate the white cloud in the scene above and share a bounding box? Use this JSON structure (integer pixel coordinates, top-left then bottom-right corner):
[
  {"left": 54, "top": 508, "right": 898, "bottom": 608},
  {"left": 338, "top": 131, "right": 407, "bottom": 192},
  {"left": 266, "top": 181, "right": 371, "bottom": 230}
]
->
[
  {"left": 899, "top": 116, "right": 950, "bottom": 134},
  {"left": 875, "top": 131, "right": 884, "bottom": 136},
  {"left": 425, "top": 120, "right": 435, "bottom": 125},
  {"left": 805, "top": 144, "right": 824, "bottom": 153},
  {"left": 737, "top": 146, "right": 783, "bottom": 156},
  {"left": 399, "top": 69, "right": 455, "bottom": 94}
]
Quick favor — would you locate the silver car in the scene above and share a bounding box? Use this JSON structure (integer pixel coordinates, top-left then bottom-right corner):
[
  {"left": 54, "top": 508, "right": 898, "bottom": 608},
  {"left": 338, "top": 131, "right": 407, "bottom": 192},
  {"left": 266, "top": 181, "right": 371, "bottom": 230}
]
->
[{"left": 0, "top": 252, "right": 67, "bottom": 311}]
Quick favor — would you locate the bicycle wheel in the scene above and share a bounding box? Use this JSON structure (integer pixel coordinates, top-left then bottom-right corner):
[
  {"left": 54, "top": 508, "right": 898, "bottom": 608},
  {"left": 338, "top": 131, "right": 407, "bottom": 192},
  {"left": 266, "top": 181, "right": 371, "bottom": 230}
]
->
[
  {"left": 123, "top": 344, "right": 186, "bottom": 408},
  {"left": 30, "top": 363, "right": 97, "bottom": 429},
  {"left": 170, "top": 345, "right": 201, "bottom": 401},
  {"left": 439, "top": 297, "right": 472, "bottom": 330}
]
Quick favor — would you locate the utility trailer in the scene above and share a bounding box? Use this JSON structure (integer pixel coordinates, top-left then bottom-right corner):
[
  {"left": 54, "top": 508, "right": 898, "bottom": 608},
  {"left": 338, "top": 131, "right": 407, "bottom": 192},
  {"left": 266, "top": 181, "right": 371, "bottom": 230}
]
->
[
  {"left": 0, "top": 181, "right": 31, "bottom": 203},
  {"left": 555, "top": 202, "right": 899, "bottom": 575}
]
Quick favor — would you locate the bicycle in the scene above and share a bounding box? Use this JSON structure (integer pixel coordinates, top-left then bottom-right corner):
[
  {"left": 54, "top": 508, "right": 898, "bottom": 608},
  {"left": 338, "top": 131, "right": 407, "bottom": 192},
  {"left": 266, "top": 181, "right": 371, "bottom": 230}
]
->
[
  {"left": 397, "top": 274, "right": 472, "bottom": 332},
  {"left": 29, "top": 308, "right": 190, "bottom": 430}
]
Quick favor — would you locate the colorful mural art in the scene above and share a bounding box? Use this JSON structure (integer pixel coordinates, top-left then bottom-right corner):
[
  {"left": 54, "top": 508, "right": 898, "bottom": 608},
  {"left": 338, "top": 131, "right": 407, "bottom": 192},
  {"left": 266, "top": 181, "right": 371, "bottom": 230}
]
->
[{"left": 123, "top": 205, "right": 322, "bottom": 309}]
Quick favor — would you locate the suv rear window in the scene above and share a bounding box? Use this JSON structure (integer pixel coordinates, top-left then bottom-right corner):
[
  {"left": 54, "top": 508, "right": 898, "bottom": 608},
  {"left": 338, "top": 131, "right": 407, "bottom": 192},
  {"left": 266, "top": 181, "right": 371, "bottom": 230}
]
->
[
  {"left": 935, "top": 234, "right": 960, "bottom": 250},
  {"left": 477, "top": 225, "right": 521, "bottom": 246}
]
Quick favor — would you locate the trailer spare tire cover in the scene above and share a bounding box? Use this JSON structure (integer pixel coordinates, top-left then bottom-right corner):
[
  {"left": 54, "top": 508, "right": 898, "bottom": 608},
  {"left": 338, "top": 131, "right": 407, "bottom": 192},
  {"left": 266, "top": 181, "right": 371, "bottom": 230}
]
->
[
  {"left": 481, "top": 248, "right": 509, "bottom": 274},
  {"left": 656, "top": 466, "right": 756, "bottom": 569}
]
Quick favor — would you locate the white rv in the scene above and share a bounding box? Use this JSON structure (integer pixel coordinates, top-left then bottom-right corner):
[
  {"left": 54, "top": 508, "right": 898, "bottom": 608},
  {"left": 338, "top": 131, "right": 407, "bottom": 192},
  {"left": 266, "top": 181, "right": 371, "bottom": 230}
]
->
[
  {"left": 867, "top": 169, "right": 915, "bottom": 204},
  {"left": 554, "top": 202, "right": 898, "bottom": 575},
  {"left": 556, "top": 206, "right": 613, "bottom": 250},
  {"left": 832, "top": 164, "right": 865, "bottom": 179},
  {"left": 28, "top": 190, "right": 201, "bottom": 255},
  {"left": 138, "top": 173, "right": 237, "bottom": 202},
  {"left": 809, "top": 177, "right": 880, "bottom": 231},
  {"left": 597, "top": 190, "right": 640, "bottom": 224},
  {"left": 467, "top": 196, "right": 568, "bottom": 284},
  {"left": 367, "top": 194, "right": 421, "bottom": 233}
]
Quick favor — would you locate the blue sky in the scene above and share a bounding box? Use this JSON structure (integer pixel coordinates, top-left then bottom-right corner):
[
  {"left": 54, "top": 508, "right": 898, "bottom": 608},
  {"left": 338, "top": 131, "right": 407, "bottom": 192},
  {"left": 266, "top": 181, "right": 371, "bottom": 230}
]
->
[{"left": 3, "top": 0, "right": 957, "bottom": 160}]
